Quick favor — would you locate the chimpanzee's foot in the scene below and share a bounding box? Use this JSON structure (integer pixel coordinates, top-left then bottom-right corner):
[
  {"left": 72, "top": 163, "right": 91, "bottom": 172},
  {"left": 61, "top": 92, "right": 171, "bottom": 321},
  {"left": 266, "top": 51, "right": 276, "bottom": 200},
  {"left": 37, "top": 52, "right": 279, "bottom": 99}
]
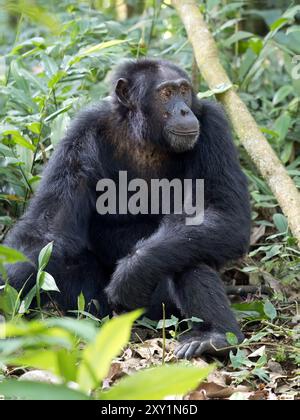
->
[{"left": 174, "top": 331, "right": 242, "bottom": 360}]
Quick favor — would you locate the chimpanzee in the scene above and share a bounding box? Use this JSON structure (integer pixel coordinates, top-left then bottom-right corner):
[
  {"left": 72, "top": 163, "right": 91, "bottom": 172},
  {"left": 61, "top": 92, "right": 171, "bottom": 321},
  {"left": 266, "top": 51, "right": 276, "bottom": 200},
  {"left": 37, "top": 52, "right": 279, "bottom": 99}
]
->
[{"left": 1, "top": 59, "right": 251, "bottom": 359}]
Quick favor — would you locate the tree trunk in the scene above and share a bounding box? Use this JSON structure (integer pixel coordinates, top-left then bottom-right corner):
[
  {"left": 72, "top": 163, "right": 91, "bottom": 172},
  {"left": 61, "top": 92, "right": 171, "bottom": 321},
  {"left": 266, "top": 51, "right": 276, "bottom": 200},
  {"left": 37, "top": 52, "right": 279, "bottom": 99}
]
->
[{"left": 172, "top": 0, "right": 300, "bottom": 246}]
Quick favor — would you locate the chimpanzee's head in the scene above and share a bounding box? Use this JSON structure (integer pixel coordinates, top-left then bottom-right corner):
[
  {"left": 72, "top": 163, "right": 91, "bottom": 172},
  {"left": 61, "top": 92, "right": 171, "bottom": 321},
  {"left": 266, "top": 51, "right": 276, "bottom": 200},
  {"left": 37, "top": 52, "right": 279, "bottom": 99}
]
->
[{"left": 111, "top": 59, "right": 200, "bottom": 153}]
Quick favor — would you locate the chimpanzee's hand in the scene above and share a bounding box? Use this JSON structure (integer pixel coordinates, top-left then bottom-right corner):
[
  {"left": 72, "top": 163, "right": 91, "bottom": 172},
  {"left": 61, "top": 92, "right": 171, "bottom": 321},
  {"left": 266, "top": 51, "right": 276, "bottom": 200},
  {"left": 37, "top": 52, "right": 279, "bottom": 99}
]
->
[
  {"left": 105, "top": 254, "right": 133, "bottom": 309},
  {"left": 174, "top": 331, "right": 238, "bottom": 360},
  {"left": 105, "top": 246, "right": 158, "bottom": 311}
]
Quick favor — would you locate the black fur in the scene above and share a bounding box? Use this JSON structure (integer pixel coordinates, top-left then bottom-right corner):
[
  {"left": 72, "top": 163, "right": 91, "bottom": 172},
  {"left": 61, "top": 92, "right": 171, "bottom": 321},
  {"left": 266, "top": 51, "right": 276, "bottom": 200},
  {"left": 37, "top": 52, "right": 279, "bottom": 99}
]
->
[{"left": 1, "top": 59, "right": 251, "bottom": 358}]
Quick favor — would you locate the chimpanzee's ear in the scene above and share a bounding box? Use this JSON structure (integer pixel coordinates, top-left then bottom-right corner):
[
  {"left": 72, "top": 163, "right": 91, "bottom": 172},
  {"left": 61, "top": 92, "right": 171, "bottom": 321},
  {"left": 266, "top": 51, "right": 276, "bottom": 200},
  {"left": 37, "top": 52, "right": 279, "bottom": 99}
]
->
[{"left": 115, "top": 78, "right": 131, "bottom": 108}]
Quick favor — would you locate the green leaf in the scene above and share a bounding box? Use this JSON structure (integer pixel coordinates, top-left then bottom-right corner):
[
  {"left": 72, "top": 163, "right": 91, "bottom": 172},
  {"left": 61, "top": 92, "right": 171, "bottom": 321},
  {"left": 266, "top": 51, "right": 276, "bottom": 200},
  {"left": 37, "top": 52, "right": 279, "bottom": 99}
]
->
[
  {"left": 272, "top": 85, "right": 293, "bottom": 105},
  {"left": 197, "top": 82, "right": 232, "bottom": 99},
  {"left": 77, "top": 40, "right": 127, "bottom": 58},
  {"left": 9, "top": 350, "right": 59, "bottom": 375},
  {"left": 0, "top": 283, "right": 19, "bottom": 317},
  {"left": 263, "top": 301, "right": 277, "bottom": 322},
  {"left": 0, "top": 380, "right": 88, "bottom": 400},
  {"left": 77, "top": 310, "right": 143, "bottom": 392},
  {"left": 39, "top": 271, "right": 60, "bottom": 292},
  {"left": 232, "top": 301, "right": 266, "bottom": 320},
  {"left": 0, "top": 245, "right": 28, "bottom": 264},
  {"left": 156, "top": 317, "right": 178, "bottom": 329},
  {"left": 230, "top": 349, "right": 252, "bottom": 369},
  {"left": 190, "top": 316, "right": 203, "bottom": 323},
  {"left": 45, "top": 318, "right": 97, "bottom": 342},
  {"left": 8, "top": 348, "right": 77, "bottom": 382},
  {"left": 283, "top": 6, "right": 300, "bottom": 19},
  {"left": 21, "top": 286, "right": 37, "bottom": 313},
  {"left": 262, "top": 244, "right": 282, "bottom": 261},
  {"left": 226, "top": 332, "right": 238, "bottom": 346},
  {"left": 0, "top": 129, "right": 35, "bottom": 151},
  {"left": 100, "top": 364, "right": 214, "bottom": 400},
  {"left": 273, "top": 213, "right": 288, "bottom": 234},
  {"left": 26, "top": 122, "right": 41, "bottom": 135},
  {"left": 207, "top": 0, "right": 221, "bottom": 11},
  {"left": 77, "top": 292, "right": 85, "bottom": 313},
  {"left": 38, "top": 242, "right": 53, "bottom": 271},
  {"left": 224, "top": 31, "right": 253, "bottom": 47},
  {"left": 274, "top": 113, "right": 291, "bottom": 142},
  {"left": 270, "top": 17, "right": 289, "bottom": 32}
]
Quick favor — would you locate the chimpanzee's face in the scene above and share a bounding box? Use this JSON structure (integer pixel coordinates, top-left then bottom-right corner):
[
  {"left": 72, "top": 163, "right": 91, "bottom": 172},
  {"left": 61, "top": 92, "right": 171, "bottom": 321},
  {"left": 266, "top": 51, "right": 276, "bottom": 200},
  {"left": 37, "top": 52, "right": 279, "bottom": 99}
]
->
[
  {"left": 152, "top": 68, "right": 200, "bottom": 153},
  {"left": 114, "top": 64, "right": 200, "bottom": 153}
]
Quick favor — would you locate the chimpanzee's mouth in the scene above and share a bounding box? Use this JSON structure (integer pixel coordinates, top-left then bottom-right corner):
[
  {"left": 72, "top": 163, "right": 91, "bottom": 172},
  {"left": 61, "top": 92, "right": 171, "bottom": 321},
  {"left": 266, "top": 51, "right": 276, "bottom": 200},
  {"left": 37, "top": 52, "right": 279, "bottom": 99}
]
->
[{"left": 169, "top": 130, "right": 199, "bottom": 136}]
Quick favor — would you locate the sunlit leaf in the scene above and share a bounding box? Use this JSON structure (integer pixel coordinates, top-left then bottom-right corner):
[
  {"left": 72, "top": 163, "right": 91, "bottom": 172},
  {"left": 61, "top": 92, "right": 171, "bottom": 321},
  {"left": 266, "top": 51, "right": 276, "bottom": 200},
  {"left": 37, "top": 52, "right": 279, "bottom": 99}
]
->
[
  {"left": 100, "top": 364, "right": 214, "bottom": 400},
  {"left": 77, "top": 310, "right": 143, "bottom": 392},
  {"left": 0, "top": 380, "right": 88, "bottom": 400}
]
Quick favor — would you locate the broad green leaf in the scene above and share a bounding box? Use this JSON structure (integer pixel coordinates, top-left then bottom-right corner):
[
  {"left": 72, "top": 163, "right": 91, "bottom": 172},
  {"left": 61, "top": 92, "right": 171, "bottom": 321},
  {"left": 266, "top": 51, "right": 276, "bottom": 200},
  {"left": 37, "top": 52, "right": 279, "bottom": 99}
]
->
[
  {"left": 262, "top": 244, "right": 282, "bottom": 261},
  {"left": 156, "top": 318, "right": 178, "bottom": 329},
  {"left": 0, "top": 245, "right": 28, "bottom": 264},
  {"left": 1, "top": 129, "right": 35, "bottom": 151},
  {"left": 283, "top": 5, "right": 300, "bottom": 19},
  {"left": 10, "top": 60, "right": 30, "bottom": 93},
  {"left": 230, "top": 349, "right": 252, "bottom": 369},
  {"left": 197, "top": 83, "right": 232, "bottom": 99},
  {"left": 274, "top": 113, "right": 291, "bottom": 142},
  {"left": 281, "top": 141, "right": 293, "bottom": 164},
  {"left": 239, "top": 48, "right": 256, "bottom": 80},
  {"left": 77, "top": 310, "right": 143, "bottom": 392},
  {"left": 226, "top": 332, "right": 238, "bottom": 346},
  {"left": 38, "top": 242, "right": 53, "bottom": 271},
  {"left": 39, "top": 271, "right": 60, "bottom": 292},
  {"left": 8, "top": 350, "right": 58, "bottom": 375},
  {"left": 100, "top": 364, "right": 214, "bottom": 400},
  {"left": 26, "top": 122, "right": 41, "bottom": 135},
  {"left": 0, "top": 320, "right": 45, "bottom": 338},
  {"left": 273, "top": 213, "right": 288, "bottom": 234},
  {"left": 272, "top": 85, "right": 293, "bottom": 105},
  {"left": 4, "top": 1, "right": 60, "bottom": 33},
  {"left": 45, "top": 318, "right": 97, "bottom": 342},
  {"left": 232, "top": 301, "right": 266, "bottom": 320},
  {"left": 0, "top": 380, "right": 88, "bottom": 400},
  {"left": 8, "top": 348, "right": 77, "bottom": 382},
  {"left": 225, "top": 31, "right": 253, "bottom": 47},
  {"left": 263, "top": 301, "right": 277, "bottom": 322},
  {"left": 77, "top": 40, "right": 127, "bottom": 58},
  {"left": 270, "top": 17, "right": 289, "bottom": 32},
  {"left": 47, "top": 70, "right": 67, "bottom": 89},
  {"left": 42, "top": 55, "right": 59, "bottom": 77},
  {"left": 207, "top": 0, "right": 221, "bottom": 11},
  {"left": 0, "top": 283, "right": 19, "bottom": 317},
  {"left": 21, "top": 285, "right": 37, "bottom": 313}
]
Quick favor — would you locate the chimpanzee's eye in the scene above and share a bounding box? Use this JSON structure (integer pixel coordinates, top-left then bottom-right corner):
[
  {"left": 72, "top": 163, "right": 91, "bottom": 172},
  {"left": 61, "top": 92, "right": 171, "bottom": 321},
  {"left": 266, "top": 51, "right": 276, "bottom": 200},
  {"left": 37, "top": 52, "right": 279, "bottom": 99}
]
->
[
  {"left": 161, "top": 87, "right": 172, "bottom": 99},
  {"left": 180, "top": 85, "right": 189, "bottom": 95}
]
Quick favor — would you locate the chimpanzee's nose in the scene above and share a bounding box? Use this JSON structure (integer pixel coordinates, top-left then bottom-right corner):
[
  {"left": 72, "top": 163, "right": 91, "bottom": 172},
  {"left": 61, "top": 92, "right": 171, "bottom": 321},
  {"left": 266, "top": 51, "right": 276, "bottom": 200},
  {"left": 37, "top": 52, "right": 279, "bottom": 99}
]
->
[{"left": 181, "top": 108, "right": 189, "bottom": 116}]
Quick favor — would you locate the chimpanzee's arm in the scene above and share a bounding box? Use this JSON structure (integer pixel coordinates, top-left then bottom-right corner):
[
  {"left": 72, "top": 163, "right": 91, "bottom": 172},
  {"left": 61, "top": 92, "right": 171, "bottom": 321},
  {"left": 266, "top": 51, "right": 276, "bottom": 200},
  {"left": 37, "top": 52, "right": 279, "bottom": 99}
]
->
[{"left": 2, "top": 108, "right": 103, "bottom": 293}]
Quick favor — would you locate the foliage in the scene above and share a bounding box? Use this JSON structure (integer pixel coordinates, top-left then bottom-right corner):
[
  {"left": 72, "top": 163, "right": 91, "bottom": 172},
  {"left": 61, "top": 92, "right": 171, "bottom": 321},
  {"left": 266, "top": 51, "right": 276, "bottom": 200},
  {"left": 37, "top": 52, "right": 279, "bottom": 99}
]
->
[{"left": 0, "top": 310, "right": 213, "bottom": 400}]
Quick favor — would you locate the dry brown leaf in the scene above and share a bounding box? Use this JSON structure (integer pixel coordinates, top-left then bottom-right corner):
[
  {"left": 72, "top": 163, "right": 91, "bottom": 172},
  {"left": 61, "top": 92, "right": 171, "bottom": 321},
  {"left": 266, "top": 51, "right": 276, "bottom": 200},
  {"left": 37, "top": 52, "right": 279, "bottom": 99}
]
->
[
  {"left": 267, "top": 360, "right": 284, "bottom": 374},
  {"left": 196, "top": 382, "right": 235, "bottom": 399},
  {"left": 186, "top": 390, "right": 208, "bottom": 400},
  {"left": 250, "top": 225, "right": 266, "bottom": 245}
]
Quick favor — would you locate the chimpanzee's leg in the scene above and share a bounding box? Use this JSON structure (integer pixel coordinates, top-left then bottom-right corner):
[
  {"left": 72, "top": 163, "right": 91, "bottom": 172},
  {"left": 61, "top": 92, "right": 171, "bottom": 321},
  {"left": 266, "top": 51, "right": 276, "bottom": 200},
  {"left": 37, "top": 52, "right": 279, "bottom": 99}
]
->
[
  {"left": 170, "top": 264, "right": 244, "bottom": 359},
  {"left": 51, "top": 251, "right": 111, "bottom": 317},
  {"left": 147, "top": 277, "right": 181, "bottom": 320}
]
